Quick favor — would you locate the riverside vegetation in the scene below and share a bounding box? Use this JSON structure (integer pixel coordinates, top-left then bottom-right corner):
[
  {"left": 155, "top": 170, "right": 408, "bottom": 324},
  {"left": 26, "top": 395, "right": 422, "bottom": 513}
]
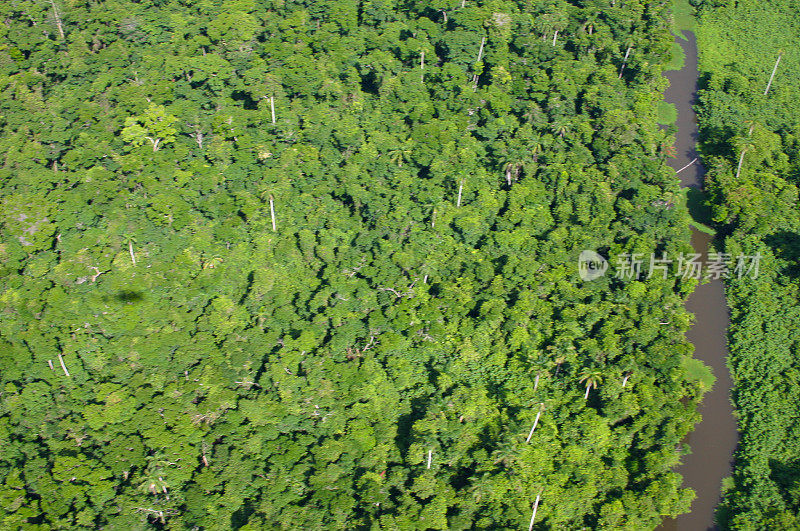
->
[
  {"left": 0, "top": 0, "right": 714, "bottom": 528},
  {"left": 693, "top": 0, "right": 800, "bottom": 527}
]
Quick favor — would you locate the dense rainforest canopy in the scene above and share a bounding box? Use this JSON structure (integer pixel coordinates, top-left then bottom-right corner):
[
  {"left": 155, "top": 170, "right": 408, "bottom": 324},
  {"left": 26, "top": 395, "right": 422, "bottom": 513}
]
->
[
  {"left": 0, "top": 0, "right": 714, "bottom": 528},
  {"left": 694, "top": 0, "right": 800, "bottom": 528}
]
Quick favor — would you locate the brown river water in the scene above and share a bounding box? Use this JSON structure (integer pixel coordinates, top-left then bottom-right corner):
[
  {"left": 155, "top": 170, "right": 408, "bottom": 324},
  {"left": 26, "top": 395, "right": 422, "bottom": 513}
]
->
[{"left": 658, "top": 31, "right": 738, "bottom": 531}]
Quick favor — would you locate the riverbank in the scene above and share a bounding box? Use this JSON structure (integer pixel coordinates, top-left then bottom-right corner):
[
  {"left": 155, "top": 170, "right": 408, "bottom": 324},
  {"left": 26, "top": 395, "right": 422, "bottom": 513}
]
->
[{"left": 692, "top": 0, "right": 800, "bottom": 526}]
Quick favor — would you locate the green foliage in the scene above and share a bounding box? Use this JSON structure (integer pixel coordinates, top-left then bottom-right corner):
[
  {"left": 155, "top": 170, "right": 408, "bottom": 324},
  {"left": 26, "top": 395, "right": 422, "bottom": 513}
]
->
[
  {"left": 122, "top": 104, "right": 179, "bottom": 152},
  {"left": 657, "top": 101, "right": 678, "bottom": 125},
  {"left": 666, "top": 41, "right": 686, "bottom": 71},
  {"left": 0, "top": 0, "right": 705, "bottom": 529}
]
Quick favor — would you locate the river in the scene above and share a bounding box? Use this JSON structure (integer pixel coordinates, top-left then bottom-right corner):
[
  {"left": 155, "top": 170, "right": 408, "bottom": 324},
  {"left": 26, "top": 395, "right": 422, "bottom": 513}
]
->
[{"left": 658, "top": 31, "right": 739, "bottom": 531}]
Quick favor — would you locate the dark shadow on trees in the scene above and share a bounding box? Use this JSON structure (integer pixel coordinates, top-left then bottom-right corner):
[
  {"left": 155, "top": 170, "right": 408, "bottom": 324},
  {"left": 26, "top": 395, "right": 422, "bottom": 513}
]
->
[{"left": 765, "top": 231, "right": 800, "bottom": 279}]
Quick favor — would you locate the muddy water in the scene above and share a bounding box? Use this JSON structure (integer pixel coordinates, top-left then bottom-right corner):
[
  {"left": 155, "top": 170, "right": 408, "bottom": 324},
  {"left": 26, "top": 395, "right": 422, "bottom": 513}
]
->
[{"left": 658, "top": 32, "right": 738, "bottom": 531}]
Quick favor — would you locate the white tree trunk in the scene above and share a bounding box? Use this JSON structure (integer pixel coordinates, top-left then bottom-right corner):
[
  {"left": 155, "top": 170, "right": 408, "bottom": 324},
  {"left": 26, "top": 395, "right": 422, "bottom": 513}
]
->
[
  {"left": 525, "top": 407, "right": 543, "bottom": 443},
  {"left": 619, "top": 47, "right": 632, "bottom": 78},
  {"left": 675, "top": 157, "right": 698, "bottom": 174},
  {"left": 427, "top": 449, "right": 432, "bottom": 469},
  {"left": 622, "top": 374, "right": 630, "bottom": 387},
  {"left": 58, "top": 353, "right": 70, "bottom": 377},
  {"left": 270, "top": 96, "right": 276, "bottom": 124},
  {"left": 584, "top": 384, "right": 590, "bottom": 399},
  {"left": 129, "top": 241, "right": 136, "bottom": 265},
  {"left": 529, "top": 492, "right": 542, "bottom": 531},
  {"left": 456, "top": 180, "right": 463, "bottom": 207},
  {"left": 764, "top": 52, "right": 783, "bottom": 96},
  {"left": 534, "top": 373, "right": 539, "bottom": 391},
  {"left": 269, "top": 195, "right": 277, "bottom": 232},
  {"left": 477, "top": 37, "right": 485, "bottom": 63},
  {"left": 552, "top": 30, "right": 558, "bottom": 46},
  {"left": 735, "top": 149, "right": 747, "bottom": 181},
  {"left": 420, "top": 50, "right": 425, "bottom": 82}
]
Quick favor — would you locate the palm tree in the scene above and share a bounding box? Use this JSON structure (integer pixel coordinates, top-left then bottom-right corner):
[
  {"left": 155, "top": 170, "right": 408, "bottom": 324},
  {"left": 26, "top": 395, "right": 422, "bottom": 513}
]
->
[
  {"left": 621, "top": 371, "right": 632, "bottom": 388},
  {"left": 468, "top": 473, "right": 495, "bottom": 503},
  {"left": 139, "top": 473, "right": 169, "bottom": 499},
  {"left": 138, "top": 453, "right": 171, "bottom": 499},
  {"left": 202, "top": 255, "right": 223, "bottom": 269},
  {"left": 549, "top": 344, "right": 575, "bottom": 377},
  {"left": 491, "top": 439, "right": 517, "bottom": 467},
  {"left": 579, "top": 367, "right": 603, "bottom": 399},
  {"left": 529, "top": 134, "right": 543, "bottom": 163},
  {"left": 552, "top": 353, "right": 567, "bottom": 377},
  {"left": 551, "top": 118, "right": 572, "bottom": 139},
  {"left": 503, "top": 161, "right": 522, "bottom": 188},
  {"left": 583, "top": 12, "right": 599, "bottom": 36},
  {"left": 388, "top": 138, "right": 413, "bottom": 167},
  {"left": 521, "top": 104, "right": 544, "bottom": 126}
]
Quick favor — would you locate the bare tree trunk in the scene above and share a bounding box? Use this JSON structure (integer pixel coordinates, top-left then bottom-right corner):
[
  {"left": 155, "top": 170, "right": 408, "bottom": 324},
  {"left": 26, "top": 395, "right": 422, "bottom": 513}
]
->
[
  {"left": 619, "top": 47, "right": 632, "bottom": 78},
  {"left": 270, "top": 96, "right": 276, "bottom": 124},
  {"left": 129, "top": 241, "right": 136, "bottom": 265},
  {"left": 269, "top": 195, "right": 277, "bottom": 232},
  {"left": 529, "top": 491, "right": 542, "bottom": 531},
  {"left": 476, "top": 37, "right": 485, "bottom": 63},
  {"left": 622, "top": 374, "right": 630, "bottom": 387},
  {"left": 51, "top": 0, "right": 65, "bottom": 40},
  {"left": 735, "top": 149, "right": 747, "bottom": 181},
  {"left": 48, "top": 359, "right": 54, "bottom": 371},
  {"left": 764, "top": 52, "right": 783, "bottom": 96},
  {"left": 534, "top": 373, "right": 539, "bottom": 391},
  {"left": 525, "top": 405, "right": 544, "bottom": 443},
  {"left": 427, "top": 449, "right": 432, "bottom": 469},
  {"left": 552, "top": 30, "right": 558, "bottom": 47},
  {"left": 58, "top": 353, "right": 70, "bottom": 377},
  {"left": 456, "top": 180, "right": 464, "bottom": 207},
  {"left": 431, "top": 208, "right": 436, "bottom": 228},
  {"left": 420, "top": 50, "right": 425, "bottom": 82},
  {"left": 584, "top": 384, "right": 590, "bottom": 399},
  {"left": 675, "top": 157, "right": 697, "bottom": 174}
]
